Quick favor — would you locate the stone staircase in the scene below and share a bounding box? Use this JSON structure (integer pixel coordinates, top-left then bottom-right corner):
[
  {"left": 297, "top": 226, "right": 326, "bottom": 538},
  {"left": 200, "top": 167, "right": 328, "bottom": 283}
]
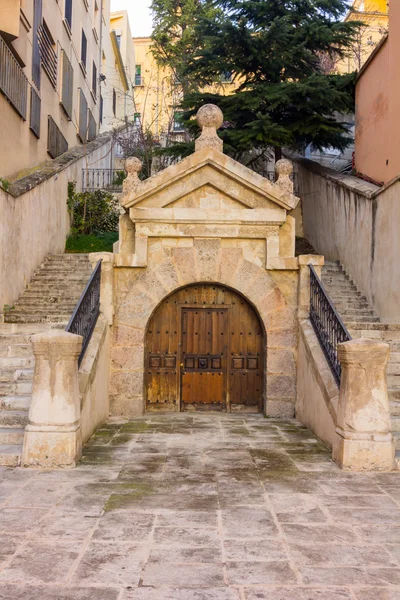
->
[
  {"left": 0, "top": 254, "right": 92, "bottom": 465},
  {"left": 322, "top": 261, "right": 400, "bottom": 453}
]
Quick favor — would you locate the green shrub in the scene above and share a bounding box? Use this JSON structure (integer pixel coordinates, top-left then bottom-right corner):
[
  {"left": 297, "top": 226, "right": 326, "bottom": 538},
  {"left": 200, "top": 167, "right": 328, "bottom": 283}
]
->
[
  {"left": 67, "top": 182, "right": 119, "bottom": 236},
  {"left": 66, "top": 232, "right": 118, "bottom": 253},
  {"left": 112, "top": 170, "right": 127, "bottom": 186}
]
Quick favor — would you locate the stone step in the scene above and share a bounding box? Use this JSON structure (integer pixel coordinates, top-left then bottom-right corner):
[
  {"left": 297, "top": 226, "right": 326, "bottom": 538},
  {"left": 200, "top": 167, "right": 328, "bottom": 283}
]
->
[
  {"left": 388, "top": 363, "right": 400, "bottom": 376},
  {"left": 1, "top": 396, "right": 32, "bottom": 411},
  {"left": 390, "top": 399, "right": 400, "bottom": 415},
  {"left": 389, "top": 352, "right": 400, "bottom": 364},
  {"left": 28, "top": 274, "right": 90, "bottom": 282},
  {"left": 389, "top": 389, "right": 400, "bottom": 403},
  {"left": 5, "top": 314, "right": 70, "bottom": 324},
  {"left": 47, "top": 253, "right": 90, "bottom": 260},
  {"left": 0, "top": 368, "right": 34, "bottom": 384},
  {"left": 0, "top": 323, "right": 63, "bottom": 334},
  {"left": 0, "top": 428, "right": 24, "bottom": 445},
  {"left": 26, "top": 283, "right": 87, "bottom": 293},
  {"left": 334, "top": 300, "right": 372, "bottom": 310},
  {"left": 0, "top": 411, "right": 29, "bottom": 428},
  {"left": 0, "top": 445, "right": 21, "bottom": 467},
  {"left": 0, "top": 344, "right": 33, "bottom": 358},
  {"left": 394, "top": 432, "right": 400, "bottom": 452},
  {"left": 0, "top": 334, "right": 32, "bottom": 344},
  {"left": 12, "top": 303, "right": 77, "bottom": 313},
  {"left": 18, "top": 292, "right": 81, "bottom": 301},
  {"left": 344, "top": 315, "right": 380, "bottom": 324},
  {"left": 388, "top": 374, "right": 400, "bottom": 387},
  {"left": 0, "top": 381, "right": 32, "bottom": 397},
  {"left": 0, "top": 356, "right": 34, "bottom": 369},
  {"left": 391, "top": 416, "right": 400, "bottom": 432}
]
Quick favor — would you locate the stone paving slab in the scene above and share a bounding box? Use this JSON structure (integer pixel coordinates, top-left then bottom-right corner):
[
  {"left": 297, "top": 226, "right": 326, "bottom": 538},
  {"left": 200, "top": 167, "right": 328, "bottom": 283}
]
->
[{"left": 0, "top": 414, "right": 399, "bottom": 599}]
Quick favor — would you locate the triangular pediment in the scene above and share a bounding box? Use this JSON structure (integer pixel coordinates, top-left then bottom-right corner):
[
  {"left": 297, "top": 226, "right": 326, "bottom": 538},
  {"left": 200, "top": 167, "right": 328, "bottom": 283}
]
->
[{"left": 122, "top": 148, "right": 299, "bottom": 212}]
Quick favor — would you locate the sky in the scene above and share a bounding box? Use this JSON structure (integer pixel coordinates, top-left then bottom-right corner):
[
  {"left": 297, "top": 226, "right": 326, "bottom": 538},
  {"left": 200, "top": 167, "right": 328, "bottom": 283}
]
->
[{"left": 110, "top": 0, "right": 153, "bottom": 37}]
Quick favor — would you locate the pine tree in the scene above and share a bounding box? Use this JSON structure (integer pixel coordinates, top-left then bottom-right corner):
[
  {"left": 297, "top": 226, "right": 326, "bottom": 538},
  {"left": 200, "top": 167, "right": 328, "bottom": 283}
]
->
[{"left": 158, "top": 0, "right": 362, "bottom": 160}]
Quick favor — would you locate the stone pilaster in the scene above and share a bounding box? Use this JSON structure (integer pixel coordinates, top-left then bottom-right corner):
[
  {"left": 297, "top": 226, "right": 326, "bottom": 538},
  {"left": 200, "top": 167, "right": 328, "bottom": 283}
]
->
[
  {"left": 297, "top": 254, "right": 324, "bottom": 319},
  {"left": 22, "top": 330, "right": 83, "bottom": 468},
  {"left": 334, "top": 338, "right": 395, "bottom": 471},
  {"left": 89, "top": 252, "right": 115, "bottom": 325}
]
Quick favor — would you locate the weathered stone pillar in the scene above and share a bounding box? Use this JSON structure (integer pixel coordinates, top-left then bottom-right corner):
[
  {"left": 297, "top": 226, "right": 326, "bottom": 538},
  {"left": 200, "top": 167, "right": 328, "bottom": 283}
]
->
[
  {"left": 89, "top": 252, "right": 115, "bottom": 325},
  {"left": 22, "top": 330, "right": 83, "bottom": 468},
  {"left": 119, "top": 212, "right": 135, "bottom": 255},
  {"left": 334, "top": 338, "right": 395, "bottom": 471},
  {"left": 298, "top": 255, "right": 324, "bottom": 319}
]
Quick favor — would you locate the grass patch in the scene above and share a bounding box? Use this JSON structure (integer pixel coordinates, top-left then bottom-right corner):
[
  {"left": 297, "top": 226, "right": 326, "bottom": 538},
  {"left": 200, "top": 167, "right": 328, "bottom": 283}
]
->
[{"left": 66, "top": 232, "right": 118, "bottom": 253}]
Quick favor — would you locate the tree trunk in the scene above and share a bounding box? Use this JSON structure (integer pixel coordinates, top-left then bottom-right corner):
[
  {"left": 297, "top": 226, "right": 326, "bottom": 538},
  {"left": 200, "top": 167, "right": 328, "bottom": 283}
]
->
[{"left": 274, "top": 146, "right": 282, "bottom": 162}]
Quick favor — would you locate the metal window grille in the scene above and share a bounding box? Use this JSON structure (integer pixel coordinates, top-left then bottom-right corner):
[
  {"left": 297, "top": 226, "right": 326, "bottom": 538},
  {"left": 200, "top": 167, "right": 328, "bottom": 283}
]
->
[
  {"left": 37, "top": 21, "right": 57, "bottom": 89},
  {"left": 92, "top": 61, "right": 97, "bottom": 98},
  {"left": 61, "top": 49, "right": 73, "bottom": 120},
  {"left": 87, "top": 109, "right": 96, "bottom": 141},
  {"left": 29, "top": 87, "right": 41, "bottom": 138},
  {"left": 0, "top": 36, "right": 29, "bottom": 119},
  {"left": 81, "top": 29, "right": 87, "bottom": 70},
  {"left": 112, "top": 87, "right": 116, "bottom": 116},
  {"left": 65, "top": 0, "right": 73, "bottom": 30},
  {"left": 78, "top": 88, "right": 88, "bottom": 142},
  {"left": 32, "top": 0, "right": 42, "bottom": 89},
  {"left": 47, "top": 115, "right": 68, "bottom": 158}
]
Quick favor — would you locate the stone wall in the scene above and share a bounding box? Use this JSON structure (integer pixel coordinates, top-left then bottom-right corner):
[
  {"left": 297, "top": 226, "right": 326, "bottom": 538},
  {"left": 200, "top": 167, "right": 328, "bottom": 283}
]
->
[
  {"left": 296, "top": 320, "right": 339, "bottom": 450},
  {"left": 0, "top": 134, "right": 114, "bottom": 313},
  {"left": 296, "top": 157, "right": 400, "bottom": 322},
  {"left": 111, "top": 238, "right": 299, "bottom": 418}
]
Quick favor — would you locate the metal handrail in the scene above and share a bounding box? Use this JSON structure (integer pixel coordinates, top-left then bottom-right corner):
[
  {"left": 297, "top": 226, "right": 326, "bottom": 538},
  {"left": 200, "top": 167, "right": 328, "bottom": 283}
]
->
[
  {"left": 81, "top": 168, "right": 127, "bottom": 192},
  {"left": 66, "top": 259, "right": 102, "bottom": 366},
  {"left": 309, "top": 264, "right": 352, "bottom": 385}
]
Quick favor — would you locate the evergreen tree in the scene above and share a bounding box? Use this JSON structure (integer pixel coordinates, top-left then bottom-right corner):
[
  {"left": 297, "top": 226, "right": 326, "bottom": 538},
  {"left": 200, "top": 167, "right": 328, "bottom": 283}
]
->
[{"left": 159, "top": 0, "right": 362, "bottom": 160}]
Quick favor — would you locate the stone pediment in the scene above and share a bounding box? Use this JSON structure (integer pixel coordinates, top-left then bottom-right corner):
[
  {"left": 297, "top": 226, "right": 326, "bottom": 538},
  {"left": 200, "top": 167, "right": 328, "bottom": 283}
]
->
[{"left": 122, "top": 147, "right": 300, "bottom": 213}]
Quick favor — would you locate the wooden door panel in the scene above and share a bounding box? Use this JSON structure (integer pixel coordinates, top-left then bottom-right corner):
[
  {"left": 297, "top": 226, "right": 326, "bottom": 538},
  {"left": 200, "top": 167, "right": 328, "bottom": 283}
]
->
[{"left": 145, "top": 284, "right": 264, "bottom": 412}]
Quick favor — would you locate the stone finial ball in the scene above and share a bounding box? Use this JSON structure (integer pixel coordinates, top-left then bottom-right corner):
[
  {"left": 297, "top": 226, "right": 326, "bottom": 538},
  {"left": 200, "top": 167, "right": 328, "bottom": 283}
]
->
[
  {"left": 275, "top": 158, "right": 293, "bottom": 176},
  {"left": 196, "top": 104, "right": 224, "bottom": 130},
  {"left": 125, "top": 157, "right": 143, "bottom": 173}
]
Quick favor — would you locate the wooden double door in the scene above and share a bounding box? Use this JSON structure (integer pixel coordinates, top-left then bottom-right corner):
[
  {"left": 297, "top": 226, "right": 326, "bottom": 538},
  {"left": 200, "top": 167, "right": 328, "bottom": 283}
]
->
[{"left": 145, "top": 284, "right": 264, "bottom": 412}]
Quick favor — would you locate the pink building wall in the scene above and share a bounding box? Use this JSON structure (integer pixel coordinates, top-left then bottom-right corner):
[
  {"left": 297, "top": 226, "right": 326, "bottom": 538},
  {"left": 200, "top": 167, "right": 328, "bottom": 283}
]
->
[{"left": 355, "top": 2, "right": 400, "bottom": 184}]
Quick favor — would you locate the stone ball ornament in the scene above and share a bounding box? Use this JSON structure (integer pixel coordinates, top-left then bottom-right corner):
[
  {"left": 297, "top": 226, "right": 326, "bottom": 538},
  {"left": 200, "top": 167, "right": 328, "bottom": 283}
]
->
[
  {"left": 275, "top": 158, "right": 293, "bottom": 177},
  {"left": 125, "top": 156, "right": 143, "bottom": 174},
  {"left": 196, "top": 104, "right": 224, "bottom": 130}
]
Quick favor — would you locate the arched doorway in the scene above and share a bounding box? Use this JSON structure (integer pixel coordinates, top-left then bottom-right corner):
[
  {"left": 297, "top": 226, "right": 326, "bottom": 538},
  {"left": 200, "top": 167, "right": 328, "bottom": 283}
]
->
[{"left": 145, "top": 284, "right": 265, "bottom": 412}]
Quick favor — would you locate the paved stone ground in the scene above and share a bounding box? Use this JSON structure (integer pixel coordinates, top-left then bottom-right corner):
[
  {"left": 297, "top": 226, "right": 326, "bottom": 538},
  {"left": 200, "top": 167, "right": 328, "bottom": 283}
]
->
[{"left": 0, "top": 414, "right": 399, "bottom": 599}]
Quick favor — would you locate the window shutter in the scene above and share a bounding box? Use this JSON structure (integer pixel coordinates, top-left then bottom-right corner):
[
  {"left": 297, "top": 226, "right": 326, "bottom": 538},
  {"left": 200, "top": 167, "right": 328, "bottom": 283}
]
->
[
  {"left": 81, "top": 29, "right": 87, "bottom": 69},
  {"left": 61, "top": 49, "right": 73, "bottom": 120},
  {"left": 32, "top": 0, "right": 42, "bottom": 89},
  {"left": 78, "top": 88, "right": 88, "bottom": 142},
  {"left": 92, "top": 61, "right": 97, "bottom": 97},
  {"left": 65, "top": 0, "right": 73, "bottom": 29}
]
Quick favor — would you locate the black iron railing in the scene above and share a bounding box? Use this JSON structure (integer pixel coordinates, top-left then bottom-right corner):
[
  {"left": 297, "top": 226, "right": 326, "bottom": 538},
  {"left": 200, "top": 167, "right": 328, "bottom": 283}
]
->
[
  {"left": 82, "top": 168, "right": 127, "bottom": 192},
  {"left": 309, "top": 265, "right": 351, "bottom": 385},
  {"left": 66, "top": 260, "right": 102, "bottom": 366}
]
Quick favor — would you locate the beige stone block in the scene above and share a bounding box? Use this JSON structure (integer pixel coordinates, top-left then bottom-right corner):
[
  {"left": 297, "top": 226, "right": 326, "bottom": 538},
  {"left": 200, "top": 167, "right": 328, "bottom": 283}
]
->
[
  {"left": 110, "top": 393, "right": 144, "bottom": 417},
  {"left": 22, "top": 425, "right": 81, "bottom": 469},
  {"left": 115, "top": 289, "right": 154, "bottom": 329},
  {"left": 335, "top": 438, "right": 395, "bottom": 472},
  {"left": 266, "top": 399, "right": 295, "bottom": 418},
  {"left": 172, "top": 247, "right": 198, "bottom": 284},
  {"left": 162, "top": 238, "right": 194, "bottom": 247},
  {"left": 267, "top": 374, "right": 296, "bottom": 398},
  {"left": 267, "top": 349, "right": 296, "bottom": 376},
  {"left": 230, "top": 259, "right": 265, "bottom": 296},
  {"left": 265, "top": 307, "right": 296, "bottom": 331},
  {"left": 156, "top": 259, "right": 181, "bottom": 293},
  {"left": 110, "top": 370, "right": 144, "bottom": 398},
  {"left": 193, "top": 238, "right": 221, "bottom": 281},
  {"left": 111, "top": 346, "right": 143, "bottom": 371},
  {"left": 266, "top": 257, "right": 299, "bottom": 270},
  {"left": 268, "top": 271, "right": 298, "bottom": 306},
  {"left": 267, "top": 329, "right": 297, "bottom": 349},
  {"left": 279, "top": 215, "right": 295, "bottom": 258},
  {"left": 113, "top": 325, "right": 144, "bottom": 346},
  {"left": 217, "top": 248, "right": 244, "bottom": 284},
  {"left": 257, "top": 287, "right": 285, "bottom": 317}
]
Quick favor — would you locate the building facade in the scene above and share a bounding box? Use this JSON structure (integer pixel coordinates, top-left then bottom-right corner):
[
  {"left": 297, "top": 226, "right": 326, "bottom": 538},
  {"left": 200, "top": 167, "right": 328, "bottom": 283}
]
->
[
  {"left": 355, "top": 0, "right": 399, "bottom": 183},
  {"left": 336, "top": 0, "right": 388, "bottom": 74},
  {"left": 0, "top": 0, "right": 105, "bottom": 179},
  {"left": 99, "top": 8, "right": 135, "bottom": 133}
]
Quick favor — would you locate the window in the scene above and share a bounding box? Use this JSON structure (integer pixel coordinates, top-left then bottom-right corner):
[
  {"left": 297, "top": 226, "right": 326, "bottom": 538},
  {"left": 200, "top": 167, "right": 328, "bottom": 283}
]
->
[
  {"left": 32, "top": 0, "right": 42, "bottom": 89},
  {"left": 87, "top": 109, "right": 96, "bottom": 141},
  {"left": 172, "top": 112, "right": 184, "bottom": 132},
  {"left": 48, "top": 116, "right": 68, "bottom": 158},
  {"left": 78, "top": 88, "right": 88, "bottom": 142},
  {"left": 100, "top": 94, "right": 103, "bottom": 124},
  {"left": 38, "top": 20, "right": 57, "bottom": 88},
  {"left": 220, "top": 71, "right": 232, "bottom": 83},
  {"left": 134, "top": 112, "right": 141, "bottom": 126},
  {"left": 116, "top": 34, "right": 121, "bottom": 48},
  {"left": 61, "top": 49, "right": 73, "bottom": 119},
  {"left": 65, "top": 0, "right": 72, "bottom": 30},
  {"left": 135, "top": 65, "right": 142, "bottom": 86},
  {"left": 92, "top": 61, "right": 97, "bottom": 98},
  {"left": 81, "top": 29, "right": 87, "bottom": 71},
  {"left": 112, "top": 88, "right": 116, "bottom": 116},
  {"left": 29, "top": 87, "right": 41, "bottom": 138}
]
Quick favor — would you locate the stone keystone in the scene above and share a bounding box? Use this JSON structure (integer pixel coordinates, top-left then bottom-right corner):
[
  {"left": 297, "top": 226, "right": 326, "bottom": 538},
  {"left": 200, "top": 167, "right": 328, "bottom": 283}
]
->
[
  {"left": 334, "top": 338, "right": 395, "bottom": 471},
  {"left": 195, "top": 104, "right": 224, "bottom": 152},
  {"left": 22, "top": 330, "right": 83, "bottom": 468}
]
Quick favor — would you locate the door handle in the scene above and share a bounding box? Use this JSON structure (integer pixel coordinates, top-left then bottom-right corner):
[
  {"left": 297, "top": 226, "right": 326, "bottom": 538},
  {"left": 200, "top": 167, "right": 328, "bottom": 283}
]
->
[{"left": 180, "top": 363, "right": 184, "bottom": 367}]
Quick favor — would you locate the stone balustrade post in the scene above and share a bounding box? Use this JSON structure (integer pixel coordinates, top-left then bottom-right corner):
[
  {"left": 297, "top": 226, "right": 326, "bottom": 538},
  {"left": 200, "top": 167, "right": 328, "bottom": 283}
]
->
[
  {"left": 89, "top": 252, "right": 115, "bottom": 325},
  {"left": 333, "top": 338, "right": 395, "bottom": 471},
  {"left": 22, "top": 330, "right": 83, "bottom": 468},
  {"left": 298, "top": 255, "right": 324, "bottom": 319}
]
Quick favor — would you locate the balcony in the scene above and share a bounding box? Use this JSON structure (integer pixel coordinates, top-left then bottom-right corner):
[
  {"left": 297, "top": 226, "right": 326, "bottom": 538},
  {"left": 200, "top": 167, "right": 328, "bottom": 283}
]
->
[
  {"left": 0, "top": 35, "right": 28, "bottom": 119},
  {"left": 82, "top": 169, "right": 127, "bottom": 193}
]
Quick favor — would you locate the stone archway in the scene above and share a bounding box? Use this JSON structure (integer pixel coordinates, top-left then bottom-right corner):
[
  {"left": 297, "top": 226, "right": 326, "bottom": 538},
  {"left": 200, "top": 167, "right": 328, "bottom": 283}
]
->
[
  {"left": 145, "top": 283, "right": 265, "bottom": 413},
  {"left": 110, "top": 238, "right": 297, "bottom": 418}
]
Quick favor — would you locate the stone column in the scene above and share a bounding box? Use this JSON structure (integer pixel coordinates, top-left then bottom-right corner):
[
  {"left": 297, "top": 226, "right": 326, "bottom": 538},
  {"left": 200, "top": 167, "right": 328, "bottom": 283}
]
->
[
  {"left": 334, "top": 338, "right": 395, "bottom": 471},
  {"left": 22, "top": 330, "right": 83, "bottom": 468},
  {"left": 89, "top": 252, "right": 115, "bottom": 325},
  {"left": 298, "top": 255, "right": 324, "bottom": 319}
]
